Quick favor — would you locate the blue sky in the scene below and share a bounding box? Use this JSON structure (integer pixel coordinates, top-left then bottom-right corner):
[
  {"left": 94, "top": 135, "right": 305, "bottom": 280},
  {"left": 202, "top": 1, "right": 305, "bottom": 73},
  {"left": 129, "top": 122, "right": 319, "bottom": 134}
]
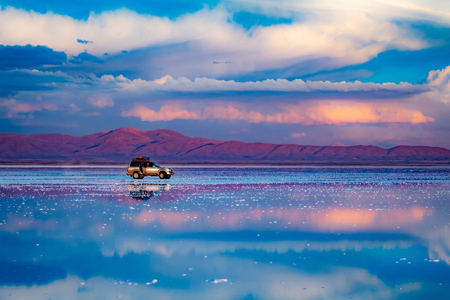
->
[{"left": 1, "top": 0, "right": 450, "bottom": 147}]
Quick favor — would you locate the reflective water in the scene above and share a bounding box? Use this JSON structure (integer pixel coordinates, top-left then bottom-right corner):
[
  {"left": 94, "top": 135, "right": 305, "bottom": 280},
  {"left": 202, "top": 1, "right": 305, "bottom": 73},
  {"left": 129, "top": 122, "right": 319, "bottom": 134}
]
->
[{"left": 0, "top": 166, "right": 449, "bottom": 299}]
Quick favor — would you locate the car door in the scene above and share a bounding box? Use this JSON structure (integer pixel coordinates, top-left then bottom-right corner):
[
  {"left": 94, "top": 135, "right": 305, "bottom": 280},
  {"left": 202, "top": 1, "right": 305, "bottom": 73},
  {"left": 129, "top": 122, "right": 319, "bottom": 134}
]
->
[
  {"left": 141, "top": 162, "right": 150, "bottom": 175},
  {"left": 145, "top": 163, "right": 159, "bottom": 176}
]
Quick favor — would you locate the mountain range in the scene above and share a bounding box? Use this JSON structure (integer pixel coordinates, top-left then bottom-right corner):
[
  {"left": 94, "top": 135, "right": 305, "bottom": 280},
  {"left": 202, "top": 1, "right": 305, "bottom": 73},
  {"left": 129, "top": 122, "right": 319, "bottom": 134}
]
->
[{"left": 0, "top": 128, "right": 449, "bottom": 165}]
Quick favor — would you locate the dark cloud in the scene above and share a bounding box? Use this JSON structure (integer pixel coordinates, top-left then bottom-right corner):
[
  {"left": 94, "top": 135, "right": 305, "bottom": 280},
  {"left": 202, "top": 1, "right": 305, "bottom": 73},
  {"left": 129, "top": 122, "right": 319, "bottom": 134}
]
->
[
  {"left": 77, "top": 39, "right": 93, "bottom": 44},
  {"left": 0, "top": 70, "right": 69, "bottom": 97},
  {"left": 0, "top": 45, "right": 67, "bottom": 70},
  {"left": 69, "top": 52, "right": 103, "bottom": 64}
]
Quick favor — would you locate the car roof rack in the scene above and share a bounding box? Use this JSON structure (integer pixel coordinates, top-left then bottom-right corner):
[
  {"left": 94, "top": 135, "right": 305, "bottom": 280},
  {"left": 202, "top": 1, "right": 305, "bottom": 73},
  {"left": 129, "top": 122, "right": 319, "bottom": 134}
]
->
[{"left": 134, "top": 156, "right": 150, "bottom": 160}]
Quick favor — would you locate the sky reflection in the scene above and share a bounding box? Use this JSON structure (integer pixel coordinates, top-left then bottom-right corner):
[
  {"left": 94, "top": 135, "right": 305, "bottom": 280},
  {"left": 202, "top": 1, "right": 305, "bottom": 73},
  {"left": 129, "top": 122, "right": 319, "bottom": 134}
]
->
[{"left": 0, "top": 167, "right": 449, "bottom": 299}]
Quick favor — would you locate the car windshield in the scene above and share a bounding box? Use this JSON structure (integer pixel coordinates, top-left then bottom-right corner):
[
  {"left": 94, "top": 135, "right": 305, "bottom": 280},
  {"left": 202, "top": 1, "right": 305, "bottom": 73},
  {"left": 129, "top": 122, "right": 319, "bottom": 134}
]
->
[{"left": 152, "top": 162, "right": 160, "bottom": 168}]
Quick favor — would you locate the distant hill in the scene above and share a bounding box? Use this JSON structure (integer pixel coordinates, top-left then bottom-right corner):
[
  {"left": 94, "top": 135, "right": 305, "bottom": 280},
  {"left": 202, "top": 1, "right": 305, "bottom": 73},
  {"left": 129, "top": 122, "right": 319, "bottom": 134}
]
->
[{"left": 0, "top": 128, "right": 449, "bottom": 165}]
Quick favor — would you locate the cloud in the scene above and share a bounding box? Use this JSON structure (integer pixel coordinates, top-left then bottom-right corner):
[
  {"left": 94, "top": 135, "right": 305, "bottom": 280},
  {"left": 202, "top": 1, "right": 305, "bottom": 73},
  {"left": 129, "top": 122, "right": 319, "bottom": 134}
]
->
[
  {"left": 427, "top": 65, "right": 450, "bottom": 103},
  {"left": 131, "top": 205, "right": 430, "bottom": 233},
  {"left": 0, "top": 5, "right": 428, "bottom": 76},
  {"left": 0, "top": 45, "right": 67, "bottom": 70},
  {"left": 0, "top": 267, "right": 395, "bottom": 300},
  {"left": 107, "top": 74, "right": 425, "bottom": 94},
  {"left": 0, "top": 66, "right": 445, "bottom": 147},
  {"left": 77, "top": 39, "right": 93, "bottom": 44},
  {"left": 299, "top": 103, "right": 434, "bottom": 125},
  {"left": 0, "top": 98, "right": 58, "bottom": 118},
  {"left": 153, "top": 74, "right": 172, "bottom": 85},
  {"left": 203, "top": 104, "right": 266, "bottom": 122},
  {"left": 291, "top": 132, "right": 306, "bottom": 138},
  {"left": 0, "top": 7, "right": 237, "bottom": 56},
  {"left": 87, "top": 96, "right": 114, "bottom": 108},
  {"left": 227, "top": 0, "right": 450, "bottom": 26},
  {"left": 121, "top": 104, "right": 201, "bottom": 121},
  {"left": 69, "top": 52, "right": 103, "bottom": 64},
  {"left": 426, "top": 227, "right": 450, "bottom": 265},
  {"left": 123, "top": 101, "right": 434, "bottom": 125}
]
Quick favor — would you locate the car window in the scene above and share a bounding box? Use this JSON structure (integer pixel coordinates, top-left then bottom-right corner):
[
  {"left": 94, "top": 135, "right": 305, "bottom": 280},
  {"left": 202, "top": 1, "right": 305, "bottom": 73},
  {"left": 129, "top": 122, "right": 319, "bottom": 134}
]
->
[{"left": 130, "top": 162, "right": 139, "bottom": 167}]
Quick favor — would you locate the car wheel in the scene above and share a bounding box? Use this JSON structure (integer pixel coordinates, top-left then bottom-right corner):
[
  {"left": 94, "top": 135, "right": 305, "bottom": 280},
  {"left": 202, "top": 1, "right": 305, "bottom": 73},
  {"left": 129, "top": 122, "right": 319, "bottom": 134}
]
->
[
  {"left": 166, "top": 175, "right": 171, "bottom": 179},
  {"left": 159, "top": 172, "right": 165, "bottom": 179},
  {"left": 133, "top": 172, "right": 141, "bottom": 179}
]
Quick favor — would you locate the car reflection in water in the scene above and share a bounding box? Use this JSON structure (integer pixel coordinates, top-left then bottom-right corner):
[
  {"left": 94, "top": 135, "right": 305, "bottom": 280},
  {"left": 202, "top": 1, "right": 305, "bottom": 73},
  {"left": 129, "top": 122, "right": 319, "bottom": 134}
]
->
[{"left": 127, "top": 183, "right": 170, "bottom": 201}]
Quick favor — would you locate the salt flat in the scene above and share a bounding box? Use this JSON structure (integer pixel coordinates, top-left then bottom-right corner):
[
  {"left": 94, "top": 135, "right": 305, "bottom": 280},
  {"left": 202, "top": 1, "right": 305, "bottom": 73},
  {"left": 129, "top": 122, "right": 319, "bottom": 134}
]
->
[{"left": 0, "top": 167, "right": 449, "bottom": 299}]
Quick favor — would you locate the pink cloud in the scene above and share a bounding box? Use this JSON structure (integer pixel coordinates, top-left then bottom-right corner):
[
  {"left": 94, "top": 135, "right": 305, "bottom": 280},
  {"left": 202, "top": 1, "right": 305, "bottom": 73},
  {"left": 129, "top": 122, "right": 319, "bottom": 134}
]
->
[
  {"left": 131, "top": 206, "right": 430, "bottom": 232},
  {"left": 121, "top": 104, "right": 200, "bottom": 121},
  {"left": 204, "top": 102, "right": 434, "bottom": 125},
  {"left": 302, "top": 103, "right": 434, "bottom": 125},
  {"left": 203, "top": 104, "right": 265, "bottom": 122},
  {"left": 0, "top": 99, "right": 58, "bottom": 118},
  {"left": 122, "top": 102, "right": 434, "bottom": 125}
]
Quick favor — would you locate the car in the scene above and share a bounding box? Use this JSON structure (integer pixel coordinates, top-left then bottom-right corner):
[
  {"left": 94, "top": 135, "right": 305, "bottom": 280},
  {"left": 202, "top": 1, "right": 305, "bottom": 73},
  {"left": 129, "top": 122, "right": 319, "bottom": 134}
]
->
[{"left": 126, "top": 157, "right": 174, "bottom": 179}]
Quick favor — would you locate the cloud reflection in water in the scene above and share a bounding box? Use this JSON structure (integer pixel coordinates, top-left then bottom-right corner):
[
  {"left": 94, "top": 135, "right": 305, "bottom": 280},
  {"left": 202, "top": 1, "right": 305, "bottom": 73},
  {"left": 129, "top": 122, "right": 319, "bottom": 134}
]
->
[{"left": 0, "top": 167, "right": 449, "bottom": 299}]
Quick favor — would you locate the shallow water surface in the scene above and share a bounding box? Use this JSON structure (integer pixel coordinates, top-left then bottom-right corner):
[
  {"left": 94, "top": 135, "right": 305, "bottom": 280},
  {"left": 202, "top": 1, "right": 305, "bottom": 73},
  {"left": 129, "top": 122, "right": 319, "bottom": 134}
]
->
[{"left": 0, "top": 166, "right": 449, "bottom": 299}]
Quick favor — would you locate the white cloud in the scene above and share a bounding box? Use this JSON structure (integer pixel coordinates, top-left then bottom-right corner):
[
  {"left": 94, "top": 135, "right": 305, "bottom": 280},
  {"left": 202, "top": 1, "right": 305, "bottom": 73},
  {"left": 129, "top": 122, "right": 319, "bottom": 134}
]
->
[
  {"left": 0, "top": 266, "right": 396, "bottom": 300},
  {"left": 225, "top": 0, "right": 450, "bottom": 26},
  {"left": 106, "top": 74, "right": 425, "bottom": 93},
  {"left": 0, "top": 6, "right": 237, "bottom": 56},
  {"left": 427, "top": 65, "right": 450, "bottom": 103},
  {"left": 0, "top": 4, "right": 429, "bottom": 75}
]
